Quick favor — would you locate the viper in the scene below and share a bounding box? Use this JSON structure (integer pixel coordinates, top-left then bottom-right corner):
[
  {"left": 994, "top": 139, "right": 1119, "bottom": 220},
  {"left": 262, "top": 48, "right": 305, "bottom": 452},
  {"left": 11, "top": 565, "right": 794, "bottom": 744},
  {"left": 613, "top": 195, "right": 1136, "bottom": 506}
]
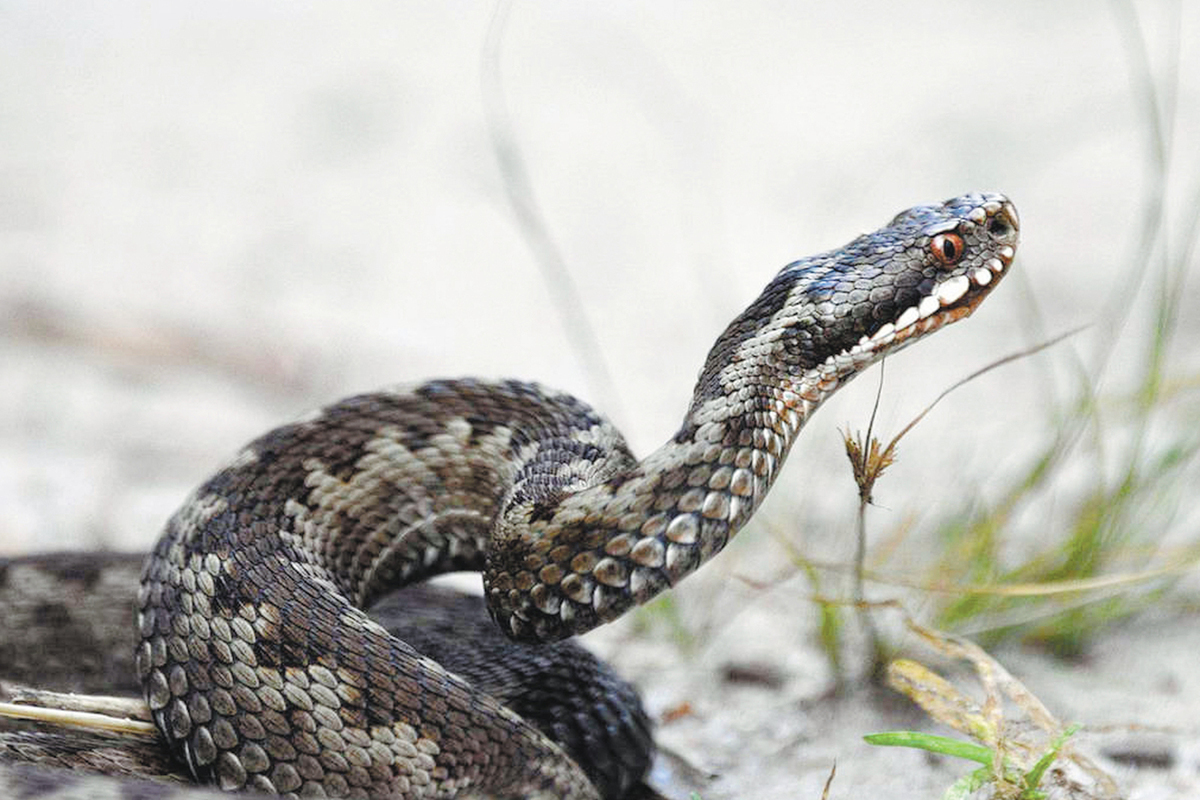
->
[{"left": 2, "top": 193, "right": 1019, "bottom": 799}]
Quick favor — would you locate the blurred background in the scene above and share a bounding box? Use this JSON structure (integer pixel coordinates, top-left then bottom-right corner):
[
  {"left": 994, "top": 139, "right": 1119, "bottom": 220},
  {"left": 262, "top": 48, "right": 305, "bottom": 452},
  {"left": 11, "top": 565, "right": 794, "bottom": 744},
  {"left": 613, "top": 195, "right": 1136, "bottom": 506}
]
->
[{"left": 2, "top": 2, "right": 1197, "bottom": 797}]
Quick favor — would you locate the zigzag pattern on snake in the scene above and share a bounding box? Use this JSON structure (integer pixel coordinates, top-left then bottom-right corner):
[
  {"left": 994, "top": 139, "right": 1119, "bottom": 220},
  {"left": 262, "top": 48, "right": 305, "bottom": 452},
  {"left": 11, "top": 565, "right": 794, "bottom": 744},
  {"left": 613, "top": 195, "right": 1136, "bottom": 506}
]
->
[{"left": 4, "top": 193, "right": 1019, "bottom": 799}]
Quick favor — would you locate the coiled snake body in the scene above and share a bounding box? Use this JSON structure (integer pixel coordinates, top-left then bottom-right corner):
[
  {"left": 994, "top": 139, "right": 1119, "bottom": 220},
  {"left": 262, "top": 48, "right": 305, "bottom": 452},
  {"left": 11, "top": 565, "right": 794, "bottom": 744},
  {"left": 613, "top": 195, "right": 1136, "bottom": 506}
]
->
[{"left": 38, "top": 193, "right": 1021, "bottom": 799}]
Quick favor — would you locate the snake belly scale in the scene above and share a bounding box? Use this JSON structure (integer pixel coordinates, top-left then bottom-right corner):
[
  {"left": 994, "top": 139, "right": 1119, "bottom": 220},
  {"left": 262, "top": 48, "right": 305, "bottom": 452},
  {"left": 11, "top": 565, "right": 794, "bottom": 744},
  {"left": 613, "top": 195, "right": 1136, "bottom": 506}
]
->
[{"left": 135, "top": 193, "right": 1019, "bottom": 799}]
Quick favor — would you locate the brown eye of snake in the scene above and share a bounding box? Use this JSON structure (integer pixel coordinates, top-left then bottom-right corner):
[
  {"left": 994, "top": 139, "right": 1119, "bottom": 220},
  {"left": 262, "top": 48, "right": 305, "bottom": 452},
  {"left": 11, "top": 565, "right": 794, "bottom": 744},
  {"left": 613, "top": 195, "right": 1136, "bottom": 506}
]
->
[{"left": 931, "top": 232, "right": 964, "bottom": 266}]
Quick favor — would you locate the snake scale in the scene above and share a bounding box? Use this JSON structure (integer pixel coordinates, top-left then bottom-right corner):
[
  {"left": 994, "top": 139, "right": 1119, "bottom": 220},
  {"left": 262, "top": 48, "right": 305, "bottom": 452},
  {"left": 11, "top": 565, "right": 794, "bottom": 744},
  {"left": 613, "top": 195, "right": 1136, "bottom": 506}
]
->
[{"left": 3, "top": 193, "right": 1018, "bottom": 799}]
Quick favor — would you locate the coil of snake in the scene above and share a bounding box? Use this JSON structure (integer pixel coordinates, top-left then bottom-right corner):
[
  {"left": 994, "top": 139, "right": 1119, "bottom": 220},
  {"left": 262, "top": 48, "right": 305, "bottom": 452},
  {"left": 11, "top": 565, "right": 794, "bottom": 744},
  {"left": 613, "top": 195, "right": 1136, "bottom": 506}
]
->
[{"left": 4, "top": 192, "right": 1019, "bottom": 799}]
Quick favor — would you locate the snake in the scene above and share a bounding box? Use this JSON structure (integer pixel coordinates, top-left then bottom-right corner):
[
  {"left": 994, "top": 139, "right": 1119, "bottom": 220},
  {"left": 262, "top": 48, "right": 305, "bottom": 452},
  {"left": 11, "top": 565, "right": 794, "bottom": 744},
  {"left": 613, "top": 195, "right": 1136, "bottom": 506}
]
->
[{"left": 4, "top": 192, "right": 1018, "bottom": 799}]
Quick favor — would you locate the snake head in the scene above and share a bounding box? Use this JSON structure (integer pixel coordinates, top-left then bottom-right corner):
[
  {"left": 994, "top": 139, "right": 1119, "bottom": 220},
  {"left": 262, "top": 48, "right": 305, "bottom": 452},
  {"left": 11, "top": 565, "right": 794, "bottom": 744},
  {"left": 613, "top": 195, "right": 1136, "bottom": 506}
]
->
[
  {"left": 689, "top": 192, "right": 1019, "bottom": 420},
  {"left": 839, "top": 192, "right": 1020, "bottom": 360}
]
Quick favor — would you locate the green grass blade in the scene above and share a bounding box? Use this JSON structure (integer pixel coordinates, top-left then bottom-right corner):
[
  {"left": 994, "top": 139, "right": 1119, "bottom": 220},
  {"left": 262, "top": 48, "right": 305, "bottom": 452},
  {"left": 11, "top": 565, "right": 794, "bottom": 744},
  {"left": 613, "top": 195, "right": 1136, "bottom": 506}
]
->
[{"left": 863, "top": 731, "right": 993, "bottom": 765}]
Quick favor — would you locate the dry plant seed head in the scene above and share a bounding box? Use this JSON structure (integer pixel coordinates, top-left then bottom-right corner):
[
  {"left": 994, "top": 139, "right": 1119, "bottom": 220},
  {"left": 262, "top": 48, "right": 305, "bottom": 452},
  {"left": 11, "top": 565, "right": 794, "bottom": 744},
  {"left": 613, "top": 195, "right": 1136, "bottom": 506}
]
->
[{"left": 843, "top": 429, "right": 898, "bottom": 504}]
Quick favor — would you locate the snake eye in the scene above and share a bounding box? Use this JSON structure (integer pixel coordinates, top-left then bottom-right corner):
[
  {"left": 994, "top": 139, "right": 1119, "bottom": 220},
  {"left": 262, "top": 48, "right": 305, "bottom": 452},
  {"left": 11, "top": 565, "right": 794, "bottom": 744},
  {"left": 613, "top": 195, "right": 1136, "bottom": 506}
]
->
[{"left": 930, "top": 232, "right": 964, "bottom": 267}]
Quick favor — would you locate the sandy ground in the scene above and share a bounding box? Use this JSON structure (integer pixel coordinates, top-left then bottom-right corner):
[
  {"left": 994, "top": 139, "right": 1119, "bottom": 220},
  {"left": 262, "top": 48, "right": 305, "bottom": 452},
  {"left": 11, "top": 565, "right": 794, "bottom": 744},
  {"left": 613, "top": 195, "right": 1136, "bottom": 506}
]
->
[{"left": 2, "top": 2, "right": 1199, "bottom": 798}]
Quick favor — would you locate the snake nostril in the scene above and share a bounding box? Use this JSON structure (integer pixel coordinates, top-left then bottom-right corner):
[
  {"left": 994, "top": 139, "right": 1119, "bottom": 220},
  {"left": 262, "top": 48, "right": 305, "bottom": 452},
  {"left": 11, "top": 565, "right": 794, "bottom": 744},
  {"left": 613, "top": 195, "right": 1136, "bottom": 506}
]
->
[{"left": 988, "top": 203, "right": 1019, "bottom": 240}]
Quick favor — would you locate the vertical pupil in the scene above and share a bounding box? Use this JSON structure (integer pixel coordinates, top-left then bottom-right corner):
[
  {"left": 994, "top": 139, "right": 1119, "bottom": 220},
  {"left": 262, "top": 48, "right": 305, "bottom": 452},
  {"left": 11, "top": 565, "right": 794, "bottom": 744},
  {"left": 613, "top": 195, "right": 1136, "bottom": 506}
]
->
[{"left": 935, "top": 234, "right": 961, "bottom": 263}]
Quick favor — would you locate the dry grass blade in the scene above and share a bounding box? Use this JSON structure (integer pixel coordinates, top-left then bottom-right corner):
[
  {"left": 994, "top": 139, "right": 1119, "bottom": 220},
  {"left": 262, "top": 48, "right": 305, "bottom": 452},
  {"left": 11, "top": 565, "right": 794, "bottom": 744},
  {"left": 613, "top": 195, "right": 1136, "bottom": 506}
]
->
[
  {"left": 0, "top": 683, "right": 156, "bottom": 738},
  {"left": 887, "top": 659, "right": 999, "bottom": 746},
  {"left": 481, "top": 0, "right": 625, "bottom": 422},
  {"left": 887, "top": 614, "right": 1122, "bottom": 800},
  {"left": 781, "top": 549, "right": 1200, "bottom": 596},
  {"left": 819, "top": 761, "right": 837, "bottom": 800},
  {"left": 844, "top": 325, "right": 1085, "bottom": 504}
]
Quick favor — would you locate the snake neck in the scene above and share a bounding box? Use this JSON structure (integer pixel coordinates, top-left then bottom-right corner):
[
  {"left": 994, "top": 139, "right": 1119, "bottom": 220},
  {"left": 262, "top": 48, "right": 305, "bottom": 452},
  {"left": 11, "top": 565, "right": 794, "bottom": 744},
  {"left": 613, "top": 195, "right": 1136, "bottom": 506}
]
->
[{"left": 485, "top": 318, "right": 846, "bottom": 645}]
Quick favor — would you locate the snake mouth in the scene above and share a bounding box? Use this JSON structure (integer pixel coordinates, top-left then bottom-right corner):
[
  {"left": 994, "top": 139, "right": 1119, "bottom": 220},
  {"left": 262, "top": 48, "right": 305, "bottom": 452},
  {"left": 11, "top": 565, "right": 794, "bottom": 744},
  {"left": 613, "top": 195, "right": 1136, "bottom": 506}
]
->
[{"left": 849, "top": 241, "right": 1016, "bottom": 358}]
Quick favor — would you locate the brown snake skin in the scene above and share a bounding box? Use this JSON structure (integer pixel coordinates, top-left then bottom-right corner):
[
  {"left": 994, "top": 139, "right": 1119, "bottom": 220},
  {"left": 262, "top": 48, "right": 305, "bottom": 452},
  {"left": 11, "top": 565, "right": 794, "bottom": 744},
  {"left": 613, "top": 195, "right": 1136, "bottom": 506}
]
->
[{"left": 5, "top": 193, "right": 1019, "bottom": 799}]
